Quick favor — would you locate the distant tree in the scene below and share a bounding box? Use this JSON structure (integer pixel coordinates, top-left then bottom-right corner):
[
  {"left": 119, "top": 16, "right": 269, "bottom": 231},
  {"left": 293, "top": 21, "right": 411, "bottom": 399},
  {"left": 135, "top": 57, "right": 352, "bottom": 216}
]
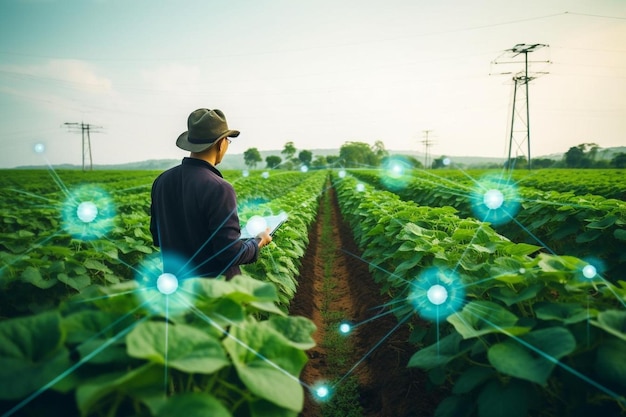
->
[
  {"left": 298, "top": 150, "right": 313, "bottom": 167},
  {"left": 611, "top": 152, "right": 626, "bottom": 169},
  {"left": 281, "top": 141, "right": 297, "bottom": 161},
  {"left": 432, "top": 156, "right": 448, "bottom": 169},
  {"left": 243, "top": 147, "right": 262, "bottom": 169},
  {"left": 531, "top": 158, "right": 556, "bottom": 169},
  {"left": 311, "top": 155, "right": 327, "bottom": 169},
  {"left": 564, "top": 146, "right": 587, "bottom": 168},
  {"left": 326, "top": 155, "right": 340, "bottom": 166},
  {"left": 372, "top": 140, "right": 388, "bottom": 158},
  {"left": 339, "top": 142, "right": 380, "bottom": 168},
  {"left": 265, "top": 155, "right": 282, "bottom": 169}
]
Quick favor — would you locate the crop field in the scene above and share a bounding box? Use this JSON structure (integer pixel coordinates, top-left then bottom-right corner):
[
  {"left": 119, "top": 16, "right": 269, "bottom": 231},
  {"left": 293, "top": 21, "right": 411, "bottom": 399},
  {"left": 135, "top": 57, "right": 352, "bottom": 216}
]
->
[{"left": 0, "top": 167, "right": 625, "bottom": 417}]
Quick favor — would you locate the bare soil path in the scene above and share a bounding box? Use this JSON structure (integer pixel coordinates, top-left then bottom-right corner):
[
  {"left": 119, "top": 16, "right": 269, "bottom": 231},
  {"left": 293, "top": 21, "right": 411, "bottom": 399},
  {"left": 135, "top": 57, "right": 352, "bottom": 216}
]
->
[{"left": 290, "top": 184, "right": 443, "bottom": 416}]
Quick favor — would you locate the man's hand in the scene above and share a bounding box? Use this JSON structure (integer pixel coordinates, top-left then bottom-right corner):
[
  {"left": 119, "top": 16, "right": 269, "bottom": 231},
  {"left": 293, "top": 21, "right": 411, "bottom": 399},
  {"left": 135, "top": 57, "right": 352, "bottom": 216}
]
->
[{"left": 256, "top": 228, "right": 272, "bottom": 249}]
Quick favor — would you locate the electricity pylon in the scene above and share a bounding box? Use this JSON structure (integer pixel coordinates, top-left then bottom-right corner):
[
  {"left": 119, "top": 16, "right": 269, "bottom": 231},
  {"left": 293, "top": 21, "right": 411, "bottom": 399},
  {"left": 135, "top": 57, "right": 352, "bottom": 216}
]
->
[
  {"left": 63, "top": 122, "right": 102, "bottom": 171},
  {"left": 492, "top": 44, "right": 550, "bottom": 170}
]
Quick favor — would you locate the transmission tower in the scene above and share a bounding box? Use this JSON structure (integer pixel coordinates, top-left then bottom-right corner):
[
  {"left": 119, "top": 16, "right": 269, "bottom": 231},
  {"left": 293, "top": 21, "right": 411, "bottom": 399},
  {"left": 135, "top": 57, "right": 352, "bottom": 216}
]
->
[
  {"left": 419, "top": 129, "right": 435, "bottom": 169},
  {"left": 63, "top": 122, "right": 103, "bottom": 171},
  {"left": 491, "top": 43, "right": 550, "bottom": 170}
]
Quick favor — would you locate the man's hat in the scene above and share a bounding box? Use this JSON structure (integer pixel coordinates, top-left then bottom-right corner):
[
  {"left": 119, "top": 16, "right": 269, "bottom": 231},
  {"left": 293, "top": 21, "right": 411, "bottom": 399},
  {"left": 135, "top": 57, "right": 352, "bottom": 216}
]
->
[{"left": 176, "top": 108, "right": 240, "bottom": 152}]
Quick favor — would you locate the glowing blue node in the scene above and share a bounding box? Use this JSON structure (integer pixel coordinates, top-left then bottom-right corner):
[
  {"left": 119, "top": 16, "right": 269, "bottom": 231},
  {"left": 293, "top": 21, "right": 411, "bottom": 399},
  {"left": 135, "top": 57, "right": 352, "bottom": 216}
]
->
[
  {"left": 380, "top": 156, "right": 413, "bottom": 191},
  {"left": 578, "top": 257, "right": 605, "bottom": 282},
  {"left": 135, "top": 253, "right": 194, "bottom": 315},
  {"left": 443, "top": 157, "right": 451, "bottom": 166},
  {"left": 300, "top": 165, "right": 309, "bottom": 173},
  {"left": 76, "top": 201, "right": 98, "bottom": 223},
  {"left": 426, "top": 284, "right": 448, "bottom": 305},
  {"left": 339, "top": 322, "right": 352, "bottom": 335},
  {"left": 316, "top": 386, "right": 329, "bottom": 398},
  {"left": 338, "top": 169, "right": 346, "bottom": 178},
  {"left": 33, "top": 143, "right": 46, "bottom": 154},
  {"left": 242, "top": 169, "right": 249, "bottom": 177},
  {"left": 356, "top": 183, "right": 365, "bottom": 192},
  {"left": 262, "top": 171, "right": 270, "bottom": 179},
  {"left": 483, "top": 189, "right": 504, "bottom": 210},
  {"left": 409, "top": 267, "right": 466, "bottom": 322},
  {"left": 311, "top": 383, "right": 332, "bottom": 403},
  {"left": 470, "top": 174, "right": 520, "bottom": 226},
  {"left": 245, "top": 215, "right": 267, "bottom": 236},
  {"left": 582, "top": 264, "right": 597, "bottom": 279},
  {"left": 62, "top": 185, "right": 115, "bottom": 240},
  {"left": 156, "top": 273, "right": 178, "bottom": 295}
]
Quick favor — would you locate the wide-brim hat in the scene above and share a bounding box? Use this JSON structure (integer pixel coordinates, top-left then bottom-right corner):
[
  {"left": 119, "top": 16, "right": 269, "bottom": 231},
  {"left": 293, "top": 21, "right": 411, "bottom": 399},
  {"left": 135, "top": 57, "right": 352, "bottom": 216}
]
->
[{"left": 176, "top": 108, "right": 240, "bottom": 152}]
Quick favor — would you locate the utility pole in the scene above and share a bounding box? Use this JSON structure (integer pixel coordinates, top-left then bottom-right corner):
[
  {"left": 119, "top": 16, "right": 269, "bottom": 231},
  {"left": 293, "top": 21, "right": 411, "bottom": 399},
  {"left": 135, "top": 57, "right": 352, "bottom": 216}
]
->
[
  {"left": 491, "top": 43, "right": 550, "bottom": 170},
  {"left": 421, "top": 129, "right": 434, "bottom": 169},
  {"left": 63, "top": 122, "right": 102, "bottom": 171}
]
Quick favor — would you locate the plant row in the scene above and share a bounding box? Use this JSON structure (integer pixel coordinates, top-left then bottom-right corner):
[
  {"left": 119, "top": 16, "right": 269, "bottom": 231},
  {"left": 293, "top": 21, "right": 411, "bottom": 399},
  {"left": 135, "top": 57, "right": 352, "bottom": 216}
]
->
[
  {"left": 432, "top": 168, "right": 626, "bottom": 201},
  {"left": 0, "top": 169, "right": 327, "bottom": 416},
  {"left": 349, "top": 169, "right": 626, "bottom": 282},
  {"left": 240, "top": 170, "right": 327, "bottom": 308},
  {"left": 331, "top": 172, "right": 626, "bottom": 417},
  {"left": 0, "top": 169, "right": 319, "bottom": 317}
]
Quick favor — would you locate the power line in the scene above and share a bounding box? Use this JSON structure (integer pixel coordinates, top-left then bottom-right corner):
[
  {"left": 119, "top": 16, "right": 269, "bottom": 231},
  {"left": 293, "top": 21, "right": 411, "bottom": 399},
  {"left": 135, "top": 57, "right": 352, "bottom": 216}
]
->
[
  {"left": 421, "top": 129, "right": 435, "bottom": 169},
  {"left": 63, "top": 122, "right": 103, "bottom": 171}
]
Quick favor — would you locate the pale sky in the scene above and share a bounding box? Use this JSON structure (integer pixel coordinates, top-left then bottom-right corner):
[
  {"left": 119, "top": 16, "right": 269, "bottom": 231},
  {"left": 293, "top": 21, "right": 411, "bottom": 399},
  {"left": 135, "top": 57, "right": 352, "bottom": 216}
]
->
[{"left": 0, "top": 0, "right": 624, "bottom": 168}]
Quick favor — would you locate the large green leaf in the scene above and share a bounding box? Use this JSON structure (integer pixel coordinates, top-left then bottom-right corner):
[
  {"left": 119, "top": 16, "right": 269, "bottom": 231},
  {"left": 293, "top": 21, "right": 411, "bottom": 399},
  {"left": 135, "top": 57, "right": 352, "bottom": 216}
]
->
[
  {"left": 477, "top": 380, "right": 535, "bottom": 417},
  {"left": 76, "top": 364, "right": 163, "bottom": 416},
  {"left": 452, "top": 366, "right": 495, "bottom": 394},
  {"left": 223, "top": 318, "right": 308, "bottom": 412},
  {"left": 492, "top": 283, "right": 543, "bottom": 306},
  {"left": 62, "top": 310, "right": 138, "bottom": 365},
  {"left": 487, "top": 327, "right": 576, "bottom": 385},
  {"left": 155, "top": 393, "right": 232, "bottom": 417},
  {"left": 127, "top": 321, "right": 229, "bottom": 374},
  {"left": 266, "top": 315, "right": 316, "bottom": 350},
  {"left": 447, "top": 301, "right": 531, "bottom": 339},
  {"left": 595, "top": 337, "right": 626, "bottom": 389},
  {"left": 534, "top": 301, "right": 594, "bottom": 324},
  {"left": 20, "top": 266, "right": 57, "bottom": 289},
  {"left": 407, "top": 332, "right": 469, "bottom": 369},
  {"left": 0, "top": 311, "right": 71, "bottom": 400},
  {"left": 182, "top": 275, "right": 278, "bottom": 305},
  {"left": 590, "top": 310, "right": 626, "bottom": 341}
]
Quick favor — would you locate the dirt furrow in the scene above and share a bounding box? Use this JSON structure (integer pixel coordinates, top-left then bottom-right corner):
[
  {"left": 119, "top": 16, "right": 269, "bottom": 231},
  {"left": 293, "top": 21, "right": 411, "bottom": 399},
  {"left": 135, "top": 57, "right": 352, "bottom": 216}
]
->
[{"left": 290, "top": 183, "right": 441, "bottom": 416}]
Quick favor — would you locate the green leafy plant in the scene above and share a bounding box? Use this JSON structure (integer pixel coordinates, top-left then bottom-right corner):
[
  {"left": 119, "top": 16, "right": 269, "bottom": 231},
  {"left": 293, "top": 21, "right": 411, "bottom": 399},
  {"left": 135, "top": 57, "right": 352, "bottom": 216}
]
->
[{"left": 0, "top": 274, "right": 316, "bottom": 417}]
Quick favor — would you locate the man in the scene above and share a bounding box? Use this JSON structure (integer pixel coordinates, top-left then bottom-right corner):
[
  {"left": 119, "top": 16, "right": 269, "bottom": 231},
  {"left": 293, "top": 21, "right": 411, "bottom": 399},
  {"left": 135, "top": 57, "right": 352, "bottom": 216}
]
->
[{"left": 150, "top": 108, "right": 272, "bottom": 280}]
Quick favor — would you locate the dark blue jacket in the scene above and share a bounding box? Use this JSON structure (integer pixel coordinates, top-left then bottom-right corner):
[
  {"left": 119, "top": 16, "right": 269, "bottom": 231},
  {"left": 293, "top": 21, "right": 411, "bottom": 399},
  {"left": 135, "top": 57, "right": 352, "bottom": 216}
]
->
[{"left": 150, "top": 157, "right": 259, "bottom": 279}]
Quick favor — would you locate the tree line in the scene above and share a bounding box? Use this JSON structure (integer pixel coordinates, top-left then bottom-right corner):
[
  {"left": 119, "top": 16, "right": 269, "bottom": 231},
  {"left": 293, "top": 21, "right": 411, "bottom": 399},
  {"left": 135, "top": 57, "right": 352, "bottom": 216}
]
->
[{"left": 242, "top": 141, "right": 626, "bottom": 170}]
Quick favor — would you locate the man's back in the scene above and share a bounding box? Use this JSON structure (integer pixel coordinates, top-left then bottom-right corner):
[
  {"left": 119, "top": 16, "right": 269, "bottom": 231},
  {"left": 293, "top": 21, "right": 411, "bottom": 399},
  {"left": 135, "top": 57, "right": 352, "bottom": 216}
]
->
[{"left": 150, "top": 157, "right": 258, "bottom": 279}]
